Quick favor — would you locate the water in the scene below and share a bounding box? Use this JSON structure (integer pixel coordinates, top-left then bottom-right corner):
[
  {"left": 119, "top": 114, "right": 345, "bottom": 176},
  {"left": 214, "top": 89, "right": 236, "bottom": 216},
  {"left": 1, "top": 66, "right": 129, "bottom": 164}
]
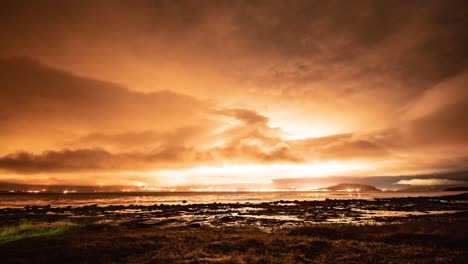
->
[{"left": 0, "top": 191, "right": 463, "bottom": 208}]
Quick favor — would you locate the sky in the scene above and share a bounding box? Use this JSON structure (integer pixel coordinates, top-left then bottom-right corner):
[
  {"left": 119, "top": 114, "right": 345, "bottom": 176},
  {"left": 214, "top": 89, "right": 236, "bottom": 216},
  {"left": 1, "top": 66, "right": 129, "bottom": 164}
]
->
[{"left": 1, "top": 0, "right": 468, "bottom": 190}]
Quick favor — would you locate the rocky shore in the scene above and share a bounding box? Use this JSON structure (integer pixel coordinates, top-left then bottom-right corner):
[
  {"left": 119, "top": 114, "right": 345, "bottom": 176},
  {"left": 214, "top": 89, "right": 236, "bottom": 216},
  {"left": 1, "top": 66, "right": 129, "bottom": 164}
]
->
[{"left": 0, "top": 193, "right": 467, "bottom": 229}]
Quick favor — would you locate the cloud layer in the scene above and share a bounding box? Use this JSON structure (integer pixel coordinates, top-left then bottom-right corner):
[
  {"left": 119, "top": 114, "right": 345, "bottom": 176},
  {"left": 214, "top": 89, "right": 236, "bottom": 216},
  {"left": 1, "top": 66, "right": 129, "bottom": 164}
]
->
[{"left": 1, "top": 1, "right": 468, "bottom": 186}]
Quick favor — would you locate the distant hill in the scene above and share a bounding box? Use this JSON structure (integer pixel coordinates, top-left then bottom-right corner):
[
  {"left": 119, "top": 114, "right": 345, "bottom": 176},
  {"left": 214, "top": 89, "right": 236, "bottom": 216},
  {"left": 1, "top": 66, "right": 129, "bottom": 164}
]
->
[
  {"left": 324, "top": 183, "right": 381, "bottom": 192},
  {"left": 444, "top": 187, "right": 468, "bottom": 191}
]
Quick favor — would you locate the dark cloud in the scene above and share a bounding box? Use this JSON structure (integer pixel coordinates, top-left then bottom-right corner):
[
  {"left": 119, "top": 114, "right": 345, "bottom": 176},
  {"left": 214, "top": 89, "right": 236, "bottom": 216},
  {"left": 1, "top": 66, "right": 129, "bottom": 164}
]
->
[
  {"left": 1, "top": 1, "right": 467, "bottom": 97},
  {"left": 0, "top": 57, "right": 210, "bottom": 154},
  {"left": 0, "top": 57, "right": 206, "bottom": 129},
  {"left": 67, "top": 126, "right": 209, "bottom": 151},
  {"left": 364, "top": 70, "right": 468, "bottom": 159},
  {"left": 0, "top": 147, "right": 212, "bottom": 173},
  {"left": 0, "top": 149, "right": 121, "bottom": 173},
  {"left": 401, "top": 71, "right": 468, "bottom": 147},
  {"left": 0, "top": 143, "right": 300, "bottom": 173}
]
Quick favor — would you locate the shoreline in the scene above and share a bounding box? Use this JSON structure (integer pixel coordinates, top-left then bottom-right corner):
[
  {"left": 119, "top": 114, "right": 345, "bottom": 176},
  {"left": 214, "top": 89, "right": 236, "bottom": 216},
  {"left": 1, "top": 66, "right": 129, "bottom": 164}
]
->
[
  {"left": 0, "top": 190, "right": 465, "bottom": 209},
  {"left": 1, "top": 193, "right": 467, "bottom": 228}
]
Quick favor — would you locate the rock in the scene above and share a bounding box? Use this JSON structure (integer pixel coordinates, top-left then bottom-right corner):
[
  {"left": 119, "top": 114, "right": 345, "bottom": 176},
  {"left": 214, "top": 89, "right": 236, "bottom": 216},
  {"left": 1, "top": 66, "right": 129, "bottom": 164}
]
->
[{"left": 220, "top": 216, "right": 232, "bottom": 222}]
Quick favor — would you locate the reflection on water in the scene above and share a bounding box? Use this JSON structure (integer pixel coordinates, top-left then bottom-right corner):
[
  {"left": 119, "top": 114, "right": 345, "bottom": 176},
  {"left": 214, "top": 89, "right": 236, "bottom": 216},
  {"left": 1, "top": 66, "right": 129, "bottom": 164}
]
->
[
  {"left": 0, "top": 193, "right": 466, "bottom": 230},
  {"left": 325, "top": 209, "right": 462, "bottom": 224},
  {"left": 0, "top": 191, "right": 464, "bottom": 208}
]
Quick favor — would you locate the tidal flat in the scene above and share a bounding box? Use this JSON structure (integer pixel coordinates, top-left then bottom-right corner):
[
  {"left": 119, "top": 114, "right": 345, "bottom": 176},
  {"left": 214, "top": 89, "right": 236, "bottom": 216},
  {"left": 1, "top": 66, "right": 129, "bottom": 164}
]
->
[{"left": 0, "top": 193, "right": 467, "bottom": 263}]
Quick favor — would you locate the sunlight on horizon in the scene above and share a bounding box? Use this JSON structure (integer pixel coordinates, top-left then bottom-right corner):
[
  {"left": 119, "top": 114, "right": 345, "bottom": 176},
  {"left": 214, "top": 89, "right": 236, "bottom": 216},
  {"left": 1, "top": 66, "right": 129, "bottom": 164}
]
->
[{"left": 144, "top": 161, "right": 377, "bottom": 186}]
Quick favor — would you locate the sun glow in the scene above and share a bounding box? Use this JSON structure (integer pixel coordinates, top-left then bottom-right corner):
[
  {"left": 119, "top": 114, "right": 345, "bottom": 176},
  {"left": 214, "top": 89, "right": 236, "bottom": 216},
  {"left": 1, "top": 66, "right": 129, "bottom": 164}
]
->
[
  {"left": 144, "top": 161, "right": 376, "bottom": 187},
  {"left": 267, "top": 111, "right": 350, "bottom": 140}
]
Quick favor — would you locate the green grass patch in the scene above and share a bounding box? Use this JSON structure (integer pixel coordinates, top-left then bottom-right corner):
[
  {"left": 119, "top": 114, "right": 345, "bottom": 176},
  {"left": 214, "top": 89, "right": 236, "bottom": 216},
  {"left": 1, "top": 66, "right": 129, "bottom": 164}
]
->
[{"left": 0, "top": 221, "right": 74, "bottom": 244}]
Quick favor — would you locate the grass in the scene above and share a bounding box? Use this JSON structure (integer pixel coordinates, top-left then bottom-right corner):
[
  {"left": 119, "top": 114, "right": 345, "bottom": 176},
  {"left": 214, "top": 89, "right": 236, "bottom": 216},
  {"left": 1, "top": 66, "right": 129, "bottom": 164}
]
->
[
  {"left": 0, "top": 216, "right": 466, "bottom": 263},
  {"left": 0, "top": 221, "right": 74, "bottom": 244}
]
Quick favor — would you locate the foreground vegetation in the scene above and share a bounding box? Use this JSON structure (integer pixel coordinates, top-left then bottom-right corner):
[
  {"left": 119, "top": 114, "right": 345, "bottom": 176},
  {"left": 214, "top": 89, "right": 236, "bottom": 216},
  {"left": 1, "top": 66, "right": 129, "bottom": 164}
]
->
[
  {"left": 0, "top": 221, "right": 73, "bottom": 244},
  {"left": 0, "top": 214, "right": 466, "bottom": 264}
]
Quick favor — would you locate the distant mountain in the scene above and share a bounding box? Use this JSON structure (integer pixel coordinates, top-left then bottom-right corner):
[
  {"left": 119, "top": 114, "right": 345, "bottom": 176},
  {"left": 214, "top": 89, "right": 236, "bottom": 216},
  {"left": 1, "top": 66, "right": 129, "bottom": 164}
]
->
[
  {"left": 444, "top": 186, "right": 468, "bottom": 191},
  {"left": 324, "top": 183, "right": 381, "bottom": 192}
]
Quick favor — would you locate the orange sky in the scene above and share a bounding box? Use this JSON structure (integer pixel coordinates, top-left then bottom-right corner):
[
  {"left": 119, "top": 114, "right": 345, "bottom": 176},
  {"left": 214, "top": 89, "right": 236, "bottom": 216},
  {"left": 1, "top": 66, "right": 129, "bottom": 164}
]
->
[{"left": 1, "top": 1, "right": 468, "bottom": 189}]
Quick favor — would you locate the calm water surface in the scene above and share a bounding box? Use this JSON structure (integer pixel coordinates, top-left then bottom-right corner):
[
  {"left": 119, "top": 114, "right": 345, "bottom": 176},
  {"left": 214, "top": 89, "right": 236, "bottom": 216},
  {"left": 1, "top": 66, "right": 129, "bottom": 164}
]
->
[{"left": 0, "top": 191, "right": 463, "bottom": 208}]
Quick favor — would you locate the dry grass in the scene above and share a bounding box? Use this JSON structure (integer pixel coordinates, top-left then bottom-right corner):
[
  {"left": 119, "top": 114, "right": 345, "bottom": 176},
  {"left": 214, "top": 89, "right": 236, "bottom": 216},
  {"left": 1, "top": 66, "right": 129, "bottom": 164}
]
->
[{"left": 0, "top": 217, "right": 466, "bottom": 263}]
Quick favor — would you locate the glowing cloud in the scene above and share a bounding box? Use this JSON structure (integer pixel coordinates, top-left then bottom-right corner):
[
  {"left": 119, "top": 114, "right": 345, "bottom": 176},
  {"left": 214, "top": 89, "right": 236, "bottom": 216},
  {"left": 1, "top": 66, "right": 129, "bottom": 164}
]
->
[{"left": 396, "top": 179, "right": 467, "bottom": 186}]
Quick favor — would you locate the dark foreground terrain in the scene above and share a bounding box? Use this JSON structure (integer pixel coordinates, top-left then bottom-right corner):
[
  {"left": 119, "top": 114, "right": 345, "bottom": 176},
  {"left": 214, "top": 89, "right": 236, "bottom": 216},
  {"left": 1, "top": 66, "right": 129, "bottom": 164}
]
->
[{"left": 0, "top": 194, "right": 467, "bottom": 263}]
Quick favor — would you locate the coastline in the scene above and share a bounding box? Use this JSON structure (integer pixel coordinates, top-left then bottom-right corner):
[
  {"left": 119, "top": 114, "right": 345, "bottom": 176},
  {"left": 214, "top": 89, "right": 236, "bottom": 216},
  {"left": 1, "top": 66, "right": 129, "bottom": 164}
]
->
[{"left": 0, "top": 193, "right": 467, "bottom": 227}]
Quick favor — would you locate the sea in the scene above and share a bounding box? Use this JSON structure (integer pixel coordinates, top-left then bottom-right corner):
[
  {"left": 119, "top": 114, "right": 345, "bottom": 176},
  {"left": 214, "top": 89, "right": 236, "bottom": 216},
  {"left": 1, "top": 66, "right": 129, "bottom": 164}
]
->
[{"left": 0, "top": 191, "right": 464, "bottom": 209}]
